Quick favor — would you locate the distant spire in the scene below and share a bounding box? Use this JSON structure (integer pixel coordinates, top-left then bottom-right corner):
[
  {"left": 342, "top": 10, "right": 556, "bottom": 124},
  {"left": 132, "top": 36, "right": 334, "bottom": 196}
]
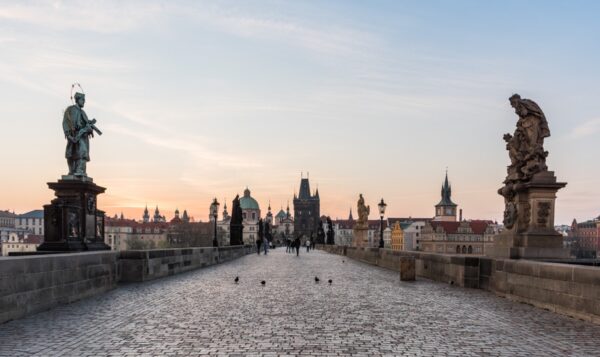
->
[{"left": 349, "top": 208, "right": 353, "bottom": 221}]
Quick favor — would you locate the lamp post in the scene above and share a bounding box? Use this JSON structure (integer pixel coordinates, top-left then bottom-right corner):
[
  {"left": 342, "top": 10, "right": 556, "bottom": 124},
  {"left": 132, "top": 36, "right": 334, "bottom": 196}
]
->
[
  {"left": 210, "top": 198, "right": 220, "bottom": 247},
  {"left": 378, "top": 198, "right": 387, "bottom": 248}
]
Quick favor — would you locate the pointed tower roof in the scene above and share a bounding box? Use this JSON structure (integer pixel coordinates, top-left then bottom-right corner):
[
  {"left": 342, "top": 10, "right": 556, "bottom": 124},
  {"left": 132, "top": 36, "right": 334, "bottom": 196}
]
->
[
  {"left": 349, "top": 208, "right": 354, "bottom": 221},
  {"left": 436, "top": 170, "right": 457, "bottom": 207},
  {"left": 298, "top": 178, "right": 311, "bottom": 199}
]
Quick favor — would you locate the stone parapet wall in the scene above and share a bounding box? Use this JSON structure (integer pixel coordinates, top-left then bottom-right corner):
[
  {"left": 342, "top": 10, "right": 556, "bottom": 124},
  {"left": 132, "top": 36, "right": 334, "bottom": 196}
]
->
[
  {"left": 119, "top": 245, "right": 254, "bottom": 282},
  {"left": 491, "top": 259, "right": 600, "bottom": 323},
  {"left": 315, "top": 244, "right": 600, "bottom": 323},
  {"left": 0, "top": 245, "right": 254, "bottom": 324},
  {"left": 0, "top": 251, "right": 119, "bottom": 324}
]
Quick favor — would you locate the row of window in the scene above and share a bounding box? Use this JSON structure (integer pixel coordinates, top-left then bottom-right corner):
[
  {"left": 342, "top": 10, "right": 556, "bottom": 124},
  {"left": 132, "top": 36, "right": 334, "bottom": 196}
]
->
[
  {"left": 15, "top": 218, "right": 43, "bottom": 226},
  {"left": 242, "top": 212, "right": 258, "bottom": 220}
]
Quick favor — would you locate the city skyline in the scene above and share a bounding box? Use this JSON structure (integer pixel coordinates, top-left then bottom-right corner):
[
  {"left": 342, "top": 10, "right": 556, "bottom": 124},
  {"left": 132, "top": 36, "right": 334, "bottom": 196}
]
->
[{"left": 1, "top": 1, "right": 599, "bottom": 225}]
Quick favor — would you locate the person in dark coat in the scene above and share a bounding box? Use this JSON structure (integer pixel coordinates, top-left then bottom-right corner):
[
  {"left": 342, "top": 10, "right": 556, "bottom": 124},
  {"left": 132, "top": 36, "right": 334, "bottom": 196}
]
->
[{"left": 294, "top": 237, "right": 301, "bottom": 256}]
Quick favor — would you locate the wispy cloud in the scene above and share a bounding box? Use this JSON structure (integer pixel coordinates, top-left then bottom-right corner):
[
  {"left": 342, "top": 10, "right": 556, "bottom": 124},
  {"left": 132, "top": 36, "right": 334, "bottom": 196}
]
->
[
  {"left": 105, "top": 123, "right": 262, "bottom": 169},
  {"left": 570, "top": 118, "right": 600, "bottom": 139},
  {"left": 0, "top": 1, "right": 165, "bottom": 33}
]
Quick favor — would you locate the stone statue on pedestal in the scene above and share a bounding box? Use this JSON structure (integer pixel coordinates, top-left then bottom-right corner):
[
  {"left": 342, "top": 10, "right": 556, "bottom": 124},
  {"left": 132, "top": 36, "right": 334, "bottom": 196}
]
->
[
  {"left": 488, "top": 94, "right": 568, "bottom": 260},
  {"left": 353, "top": 194, "right": 370, "bottom": 247},
  {"left": 230, "top": 195, "right": 244, "bottom": 246},
  {"left": 326, "top": 216, "right": 335, "bottom": 245},
  {"left": 37, "top": 88, "right": 109, "bottom": 252}
]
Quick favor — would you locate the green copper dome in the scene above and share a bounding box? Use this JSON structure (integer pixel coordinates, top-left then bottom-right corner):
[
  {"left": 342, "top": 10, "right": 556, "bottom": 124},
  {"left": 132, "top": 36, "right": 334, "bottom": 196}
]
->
[{"left": 240, "top": 188, "right": 260, "bottom": 210}]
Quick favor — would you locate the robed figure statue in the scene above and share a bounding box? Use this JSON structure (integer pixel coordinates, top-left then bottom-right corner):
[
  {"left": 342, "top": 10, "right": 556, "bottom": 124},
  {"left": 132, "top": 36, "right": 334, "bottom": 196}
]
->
[
  {"left": 63, "top": 92, "right": 101, "bottom": 178},
  {"left": 356, "top": 194, "right": 370, "bottom": 228}
]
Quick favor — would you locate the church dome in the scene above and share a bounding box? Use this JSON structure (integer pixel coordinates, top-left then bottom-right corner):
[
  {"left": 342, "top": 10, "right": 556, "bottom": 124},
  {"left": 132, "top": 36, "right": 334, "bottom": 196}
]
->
[{"left": 240, "top": 188, "right": 260, "bottom": 210}]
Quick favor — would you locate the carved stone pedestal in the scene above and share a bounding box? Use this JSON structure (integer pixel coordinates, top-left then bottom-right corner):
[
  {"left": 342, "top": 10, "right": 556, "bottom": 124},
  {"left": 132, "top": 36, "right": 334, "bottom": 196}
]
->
[
  {"left": 352, "top": 226, "right": 369, "bottom": 248},
  {"left": 37, "top": 178, "right": 110, "bottom": 252},
  {"left": 488, "top": 172, "right": 569, "bottom": 260}
]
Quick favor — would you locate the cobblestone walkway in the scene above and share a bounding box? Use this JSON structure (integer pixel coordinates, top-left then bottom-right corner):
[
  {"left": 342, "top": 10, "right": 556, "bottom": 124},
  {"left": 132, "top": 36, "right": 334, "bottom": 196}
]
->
[{"left": 1, "top": 249, "right": 600, "bottom": 356}]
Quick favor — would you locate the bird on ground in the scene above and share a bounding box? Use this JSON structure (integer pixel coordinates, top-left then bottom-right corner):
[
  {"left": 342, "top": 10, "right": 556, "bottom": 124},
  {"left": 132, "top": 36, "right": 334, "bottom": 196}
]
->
[
  {"left": 328, "top": 279, "right": 332, "bottom": 284},
  {"left": 342, "top": 260, "right": 345, "bottom": 263},
  {"left": 315, "top": 276, "right": 320, "bottom": 283},
  {"left": 234, "top": 276, "right": 239, "bottom": 284},
  {"left": 261, "top": 280, "right": 266, "bottom": 286}
]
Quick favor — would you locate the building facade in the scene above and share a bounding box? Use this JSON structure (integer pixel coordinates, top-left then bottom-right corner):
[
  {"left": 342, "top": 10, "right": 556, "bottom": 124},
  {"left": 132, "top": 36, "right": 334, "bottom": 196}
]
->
[
  {"left": 420, "top": 220, "right": 498, "bottom": 255},
  {"left": 1, "top": 231, "right": 42, "bottom": 256},
  {"left": 240, "top": 188, "right": 261, "bottom": 244},
  {"left": 273, "top": 205, "right": 294, "bottom": 244},
  {"left": 293, "top": 176, "right": 320, "bottom": 239},
  {"left": 15, "top": 210, "right": 44, "bottom": 236},
  {"left": 568, "top": 217, "right": 600, "bottom": 258},
  {"left": 390, "top": 221, "right": 404, "bottom": 250},
  {"left": 0, "top": 210, "right": 16, "bottom": 228},
  {"left": 104, "top": 217, "right": 169, "bottom": 251}
]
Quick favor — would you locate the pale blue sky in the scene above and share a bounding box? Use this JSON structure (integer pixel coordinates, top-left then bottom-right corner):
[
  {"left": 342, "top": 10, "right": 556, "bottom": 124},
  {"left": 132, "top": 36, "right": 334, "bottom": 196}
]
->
[{"left": 1, "top": 0, "right": 598, "bottom": 224}]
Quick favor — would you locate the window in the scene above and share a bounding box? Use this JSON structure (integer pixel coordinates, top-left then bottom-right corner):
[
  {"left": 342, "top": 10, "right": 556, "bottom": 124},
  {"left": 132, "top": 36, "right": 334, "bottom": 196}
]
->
[
  {"left": 252, "top": 212, "right": 256, "bottom": 220},
  {"left": 243, "top": 213, "right": 247, "bottom": 219}
]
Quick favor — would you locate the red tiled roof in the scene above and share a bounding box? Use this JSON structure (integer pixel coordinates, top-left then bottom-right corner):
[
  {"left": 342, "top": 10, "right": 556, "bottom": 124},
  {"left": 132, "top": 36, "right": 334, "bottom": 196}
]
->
[
  {"left": 24, "top": 235, "right": 43, "bottom": 244},
  {"left": 430, "top": 221, "right": 461, "bottom": 234},
  {"left": 105, "top": 217, "right": 170, "bottom": 229},
  {"left": 388, "top": 217, "right": 433, "bottom": 222},
  {"left": 469, "top": 220, "right": 492, "bottom": 235},
  {"left": 430, "top": 220, "right": 492, "bottom": 235}
]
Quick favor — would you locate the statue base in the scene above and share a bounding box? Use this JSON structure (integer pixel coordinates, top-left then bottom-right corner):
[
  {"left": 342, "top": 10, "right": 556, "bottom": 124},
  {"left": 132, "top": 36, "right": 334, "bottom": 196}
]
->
[
  {"left": 229, "top": 224, "right": 244, "bottom": 246},
  {"left": 487, "top": 171, "right": 570, "bottom": 260},
  {"left": 37, "top": 177, "right": 111, "bottom": 252},
  {"left": 352, "top": 226, "right": 369, "bottom": 248}
]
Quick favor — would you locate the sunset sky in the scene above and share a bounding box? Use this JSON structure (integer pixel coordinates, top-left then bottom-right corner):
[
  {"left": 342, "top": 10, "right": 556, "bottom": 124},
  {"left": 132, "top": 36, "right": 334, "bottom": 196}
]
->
[{"left": 1, "top": 0, "right": 599, "bottom": 225}]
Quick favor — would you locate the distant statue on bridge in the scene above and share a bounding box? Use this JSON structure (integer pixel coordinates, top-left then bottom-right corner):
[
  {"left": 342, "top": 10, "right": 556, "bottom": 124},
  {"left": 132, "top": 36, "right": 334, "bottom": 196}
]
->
[
  {"left": 356, "top": 194, "right": 370, "bottom": 229},
  {"left": 230, "top": 195, "right": 244, "bottom": 246}
]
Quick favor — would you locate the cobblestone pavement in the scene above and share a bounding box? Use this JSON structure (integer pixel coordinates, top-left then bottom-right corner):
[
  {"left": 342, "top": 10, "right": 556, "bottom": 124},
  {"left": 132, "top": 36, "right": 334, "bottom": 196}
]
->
[{"left": 1, "top": 249, "right": 600, "bottom": 356}]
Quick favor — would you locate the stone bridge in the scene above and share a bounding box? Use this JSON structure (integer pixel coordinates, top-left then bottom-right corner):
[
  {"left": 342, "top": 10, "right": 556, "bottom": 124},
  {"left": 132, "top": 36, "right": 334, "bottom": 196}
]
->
[{"left": 1, "top": 249, "right": 600, "bottom": 356}]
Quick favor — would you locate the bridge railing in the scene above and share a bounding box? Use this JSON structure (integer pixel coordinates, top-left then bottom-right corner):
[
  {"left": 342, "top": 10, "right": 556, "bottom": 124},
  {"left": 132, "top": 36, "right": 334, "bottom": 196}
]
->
[
  {"left": 316, "top": 244, "right": 600, "bottom": 324},
  {"left": 0, "top": 245, "right": 253, "bottom": 324}
]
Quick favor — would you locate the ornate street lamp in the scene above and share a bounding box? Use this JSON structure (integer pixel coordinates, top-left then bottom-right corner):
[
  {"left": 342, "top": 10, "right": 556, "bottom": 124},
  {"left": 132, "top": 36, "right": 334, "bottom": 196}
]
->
[
  {"left": 378, "top": 198, "right": 387, "bottom": 248},
  {"left": 210, "top": 198, "right": 220, "bottom": 247}
]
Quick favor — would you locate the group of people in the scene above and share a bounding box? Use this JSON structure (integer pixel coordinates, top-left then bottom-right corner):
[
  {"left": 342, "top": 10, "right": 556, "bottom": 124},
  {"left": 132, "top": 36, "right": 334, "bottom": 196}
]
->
[
  {"left": 256, "top": 236, "right": 271, "bottom": 255},
  {"left": 284, "top": 237, "right": 316, "bottom": 256}
]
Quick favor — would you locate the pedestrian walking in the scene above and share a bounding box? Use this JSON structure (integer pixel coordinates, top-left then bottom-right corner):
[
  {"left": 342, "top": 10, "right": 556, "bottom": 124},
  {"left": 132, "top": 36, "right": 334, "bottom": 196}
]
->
[
  {"left": 256, "top": 237, "right": 262, "bottom": 255},
  {"left": 263, "top": 238, "right": 269, "bottom": 255},
  {"left": 294, "top": 237, "right": 300, "bottom": 256},
  {"left": 305, "top": 239, "right": 310, "bottom": 252}
]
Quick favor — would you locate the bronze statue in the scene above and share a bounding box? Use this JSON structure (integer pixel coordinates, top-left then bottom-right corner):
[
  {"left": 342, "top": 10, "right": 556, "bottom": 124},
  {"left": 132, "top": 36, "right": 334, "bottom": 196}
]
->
[
  {"left": 356, "top": 194, "right": 370, "bottom": 228},
  {"left": 63, "top": 92, "right": 102, "bottom": 178}
]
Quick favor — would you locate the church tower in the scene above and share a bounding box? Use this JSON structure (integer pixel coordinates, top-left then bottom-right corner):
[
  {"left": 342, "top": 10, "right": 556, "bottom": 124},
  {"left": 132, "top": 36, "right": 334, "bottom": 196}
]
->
[
  {"left": 434, "top": 171, "right": 458, "bottom": 221},
  {"left": 293, "top": 173, "right": 320, "bottom": 239},
  {"left": 143, "top": 205, "right": 150, "bottom": 223}
]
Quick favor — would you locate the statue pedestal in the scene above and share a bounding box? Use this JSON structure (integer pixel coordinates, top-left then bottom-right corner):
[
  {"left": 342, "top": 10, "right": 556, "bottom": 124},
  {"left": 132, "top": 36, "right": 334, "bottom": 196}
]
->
[
  {"left": 487, "top": 172, "right": 570, "bottom": 260},
  {"left": 37, "top": 178, "right": 110, "bottom": 252},
  {"left": 352, "top": 226, "right": 369, "bottom": 248},
  {"left": 230, "top": 224, "right": 244, "bottom": 246}
]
